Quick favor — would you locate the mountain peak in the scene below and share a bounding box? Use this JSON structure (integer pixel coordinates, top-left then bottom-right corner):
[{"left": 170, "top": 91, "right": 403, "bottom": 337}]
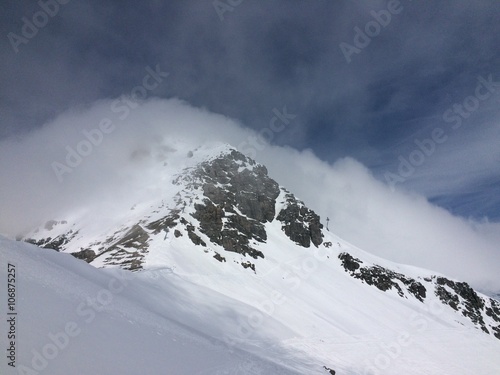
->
[
  {"left": 23, "top": 144, "right": 324, "bottom": 270},
  {"left": 18, "top": 141, "right": 500, "bottom": 364}
]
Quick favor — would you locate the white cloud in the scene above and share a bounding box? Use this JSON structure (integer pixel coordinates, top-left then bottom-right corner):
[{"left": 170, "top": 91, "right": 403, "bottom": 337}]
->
[
  {"left": 259, "top": 147, "right": 500, "bottom": 293},
  {"left": 0, "top": 98, "right": 498, "bottom": 292}
]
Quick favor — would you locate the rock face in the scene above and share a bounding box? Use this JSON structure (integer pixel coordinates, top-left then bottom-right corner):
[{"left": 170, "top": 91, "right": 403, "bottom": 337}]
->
[
  {"left": 25, "top": 228, "right": 76, "bottom": 251},
  {"left": 147, "top": 211, "right": 180, "bottom": 235},
  {"left": 338, "top": 252, "right": 427, "bottom": 302},
  {"left": 24, "top": 148, "right": 325, "bottom": 269},
  {"left": 71, "top": 249, "right": 96, "bottom": 263},
  {"left": 434, "top": 276, "right": 500, "bottom": 338},
  {"left": 100, "top": 224, "right": 150, "bottom": 270},
  {"left": 276, "top": 192, "right": 323, "bottom": 248},
  {"left": 183, "top": 150, "right": 325, "bottom": 257},
  {"left": 338, "top": 251, "right": 500, "bottom": 338},
  {"left": 177, "top": 149, "right": 281, "bottom": 259}
]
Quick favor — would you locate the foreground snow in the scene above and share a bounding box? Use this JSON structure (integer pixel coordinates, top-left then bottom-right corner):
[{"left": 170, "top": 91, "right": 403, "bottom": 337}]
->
[
  {"left": 0, "top": 237, "right": 304, "bottom": 375},
  {"left": 1, "top": 234, "right": 500, "bottom": 375}
]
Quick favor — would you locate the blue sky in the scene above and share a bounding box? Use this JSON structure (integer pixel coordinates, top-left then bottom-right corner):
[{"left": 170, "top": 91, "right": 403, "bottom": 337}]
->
[{"left": 1, "top": 0, "right": 499, "bottom": 221}]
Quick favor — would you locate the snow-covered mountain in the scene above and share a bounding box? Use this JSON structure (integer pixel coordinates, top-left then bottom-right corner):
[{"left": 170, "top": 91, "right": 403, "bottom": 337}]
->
[
  {"left": 0, "top": 236, "right": 304, "bottom": 375},
  {"left": 9, "top": 141, "right": 500, "bottom": 374}
]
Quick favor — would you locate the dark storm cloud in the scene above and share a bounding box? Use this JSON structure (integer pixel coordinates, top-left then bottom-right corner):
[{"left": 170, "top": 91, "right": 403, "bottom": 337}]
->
[{"left": 1, "top": 0, "right": 499, "bottom": 218}]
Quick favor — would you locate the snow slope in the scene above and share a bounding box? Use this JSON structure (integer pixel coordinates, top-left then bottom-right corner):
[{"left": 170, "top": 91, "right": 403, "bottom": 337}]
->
[
  {"left": 7, "top": 141, "right": 500, "bottom": 374},
  {"left": 140, "top": 220, "right": 500, "bottom": 375},
  {"left": 4, "top": 229, "right": 500, "bottom": 374},
  {"left": 0, "top": 236, "right": 306, "bottom": 375}
]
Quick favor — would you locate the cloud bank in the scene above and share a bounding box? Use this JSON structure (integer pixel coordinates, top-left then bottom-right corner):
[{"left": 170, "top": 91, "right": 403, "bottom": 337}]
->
[
  {"left": 1, "top": 1, "right": 499, "bottom": 223},
  {"left": 1, "top": 98, "right": 499, "bottom": 293}
]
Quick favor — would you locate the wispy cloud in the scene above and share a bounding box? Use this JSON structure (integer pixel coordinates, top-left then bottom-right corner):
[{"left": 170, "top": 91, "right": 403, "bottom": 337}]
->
[{"left": 0, "top": 98, "right": 499, "bottom": 293}]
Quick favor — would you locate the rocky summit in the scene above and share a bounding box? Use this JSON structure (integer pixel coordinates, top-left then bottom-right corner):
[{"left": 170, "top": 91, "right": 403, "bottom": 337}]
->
[
  {"left": 22, "top": 144, "right": 500, "bottom": 352},
  {"left": 24, "top": 147, "right": 324, "bottom": 270}
]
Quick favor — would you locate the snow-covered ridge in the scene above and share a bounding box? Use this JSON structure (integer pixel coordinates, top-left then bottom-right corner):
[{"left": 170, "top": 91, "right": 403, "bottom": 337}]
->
[{"left": 14, "top": 142, "right": 500, "bottom": 374}]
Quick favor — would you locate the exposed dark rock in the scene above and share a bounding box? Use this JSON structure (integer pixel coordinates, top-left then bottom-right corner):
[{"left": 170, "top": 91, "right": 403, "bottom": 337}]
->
[
  {"left": 435, "top": 284, "right": 460, "bottom": 310},
  {"left": 27, "top": 149, "right": 329, "bottom": 269},
  {"left": 71, "top": 249, "right": 96, "bottom": 263},
  {"left": 276, "top": 192, "right": 323, "bottom": 248},
  {"left": 186, "top": 225, "right": 206, "bottom": 247},
  {"left": 213, "top": 252, "right": 226, "bottom": 262},
  {"left": 129, "top": 257, "right": 142, "bottom": 270},
  {"left": 146, "top": 210, "right": 180, "bottom": 235},
  {"left": 98, "top": 224, "right": 151, "bottom": 271},
  {"left": 339, "top": 252, "right": 427, "bottom": 302},
  {"left": 226, "top": 214, "right": 267, "bottom": 242},
  {"left": 434, "top": 277, "right": 490, "bottom": 333},
  {"left": 25, "top": 237, "right": 54, "bottom": 249},
  {"left": 241, "top": 261, "right": 256, "bottom": 272},
  {"left": 338, "top": 252, "right": 362, "bottom": 272},
  {"left": 359, "top": 267, "right": 405, "bottom": 296},
  {"left": 408, "top": 282, "right": 428, "bottom": 302},
  {"left": 220, "top": 229, "right": 264, "bottom": 259},
  {"left": 492, "top": 325, "right": 500, "bottom": 340},
  {"left": 323, "top": 366, "right": 336, "bottom": 375},
  {"left": 486, "top": 298, "right": 500, "bottom": 323},
  {"left": 185, "top": 150, "right": 281, "bottom": 258},
  {"left": 115, "top": 224, "right": 149, "bottom": 250},
  {"left": 197, "top": 152, "right": 280, "bottom": 224},
  {"left": 25, "top": 230, "right": 77, "bottom": 252},
  {"left": 192, "top": 202, "right": 223, "bottom": 242}
]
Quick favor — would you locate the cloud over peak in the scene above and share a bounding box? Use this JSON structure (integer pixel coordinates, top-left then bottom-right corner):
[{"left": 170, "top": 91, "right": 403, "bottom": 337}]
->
[{"left": 1, "top": 98, "right": 499, "bottom": 292}]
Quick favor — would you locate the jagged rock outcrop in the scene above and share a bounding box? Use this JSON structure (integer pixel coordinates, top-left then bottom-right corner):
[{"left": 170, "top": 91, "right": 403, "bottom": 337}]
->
[
  {"left": 338, "top": 252, "right": 500, "bottom": 339},
  {"left": 71, "top": 249, "right": 96, "bottom": 263},
  {"left": 241, "top": 260, "right": 256, "bottom": 272},
  {"left": 25, "top": 229, "right": 76, "bottom": 252},
  {"left": 147, "top": 210, "right": 180, "bottom": 235},
  {"left": 338, "top": 252, "right": 426, "bottom": 301},
  {"left": 97, "top": 224, "right": 150, "bottom": 270},
  {"left": 277, "top": 192, "right": 323, "bottom": 248},
  {"left": 213, "top": 252, "right": 226, "bottom": 262},
  {"left": 178, "top": 149, "right": 281, "bottom": 258},
  {"left": 24, "top": 148, "right": 326, "bottom": 268},
  {"left": 433, "top": 276, "right": 500, "bottom": 337}
]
